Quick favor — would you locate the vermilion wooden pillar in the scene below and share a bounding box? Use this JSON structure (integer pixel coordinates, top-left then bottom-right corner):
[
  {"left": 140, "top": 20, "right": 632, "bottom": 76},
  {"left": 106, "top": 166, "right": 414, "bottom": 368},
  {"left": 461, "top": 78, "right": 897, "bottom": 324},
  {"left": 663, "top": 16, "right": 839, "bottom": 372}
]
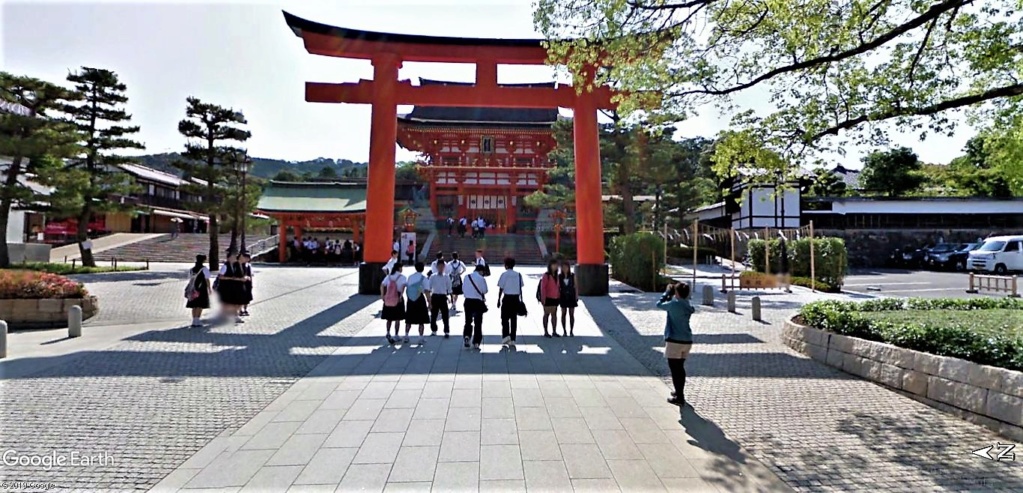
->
[
  {"left": 278, "top": 220, "right": 288, "bottom": 262},
  {"left": 573, "top": 80, "right": 609, "bottom": 295},
  {"left": 359, "top": 53, "right": 402, "bottom": 293}
]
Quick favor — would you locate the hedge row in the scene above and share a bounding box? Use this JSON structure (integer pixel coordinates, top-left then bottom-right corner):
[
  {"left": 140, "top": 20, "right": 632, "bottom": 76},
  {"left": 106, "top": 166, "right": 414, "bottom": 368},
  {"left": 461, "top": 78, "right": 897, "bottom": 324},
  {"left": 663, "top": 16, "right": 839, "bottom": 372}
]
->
[
  {"left": 609, "top": 232, "right": 665, "bottom": 292},
  {"left": 799, "top": 298, "right": 1023, "bottom": 371},
  {"left": 748, "top": 237, "right": 848, "bottom": 289}
]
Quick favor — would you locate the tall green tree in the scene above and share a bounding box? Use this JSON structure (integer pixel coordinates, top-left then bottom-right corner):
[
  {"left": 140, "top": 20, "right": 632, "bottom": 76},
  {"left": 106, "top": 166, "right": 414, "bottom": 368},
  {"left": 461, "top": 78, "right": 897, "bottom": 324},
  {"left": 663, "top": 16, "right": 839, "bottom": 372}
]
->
[
  {"left": 803, "top": 167, "right": 847, "bottom": 197},
  {"left": 172, "top": 97, "right": 251, "bottom": 270},
  {"left": 62, "top": 67, "right": 144, "bottom": 267},
  {"left": 317, "top": 165, "right": 338, "bottom": 179},
  {"left": 859, "top": 147, "right": 925, "bottom": 197},
  {"left": 535, "top": 0, "right": 1023, "bottom": 163},
  {"left": 221, "top": 151, "right": 261, "bottom": 254},
  {"left": 0, "top": 73, "right": 81, "bottom": 267}
]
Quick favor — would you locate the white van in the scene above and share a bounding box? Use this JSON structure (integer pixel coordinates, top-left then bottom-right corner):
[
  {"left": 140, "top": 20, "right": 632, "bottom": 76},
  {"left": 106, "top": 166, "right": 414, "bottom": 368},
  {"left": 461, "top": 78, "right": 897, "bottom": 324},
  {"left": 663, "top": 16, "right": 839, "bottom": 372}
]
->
[{"left": 967, "top": 235, "right": 1023, "bottom": 274}]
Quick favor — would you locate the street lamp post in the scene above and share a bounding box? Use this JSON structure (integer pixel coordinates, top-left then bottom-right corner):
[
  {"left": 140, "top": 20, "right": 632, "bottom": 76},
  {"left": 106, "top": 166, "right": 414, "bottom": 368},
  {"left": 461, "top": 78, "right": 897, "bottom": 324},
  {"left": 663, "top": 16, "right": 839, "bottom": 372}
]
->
[{"left": 237, "top": 153, "right": 251, "bottom": 249}]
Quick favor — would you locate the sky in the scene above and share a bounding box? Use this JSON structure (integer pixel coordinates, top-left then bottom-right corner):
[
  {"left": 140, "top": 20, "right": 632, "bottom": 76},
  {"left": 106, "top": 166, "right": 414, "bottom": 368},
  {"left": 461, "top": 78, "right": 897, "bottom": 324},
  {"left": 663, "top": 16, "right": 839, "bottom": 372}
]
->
[{"left": 2, "top": 0, "right": 974, "bottom": 169}]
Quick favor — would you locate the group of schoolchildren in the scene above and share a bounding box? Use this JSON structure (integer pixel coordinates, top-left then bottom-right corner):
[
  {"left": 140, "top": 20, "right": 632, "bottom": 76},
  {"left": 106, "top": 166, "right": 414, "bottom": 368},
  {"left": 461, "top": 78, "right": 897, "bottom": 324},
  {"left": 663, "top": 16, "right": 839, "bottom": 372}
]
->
[
  {"left": 290, "top": 237, "right": 362, "bottom": 264},
  {"left": 378, "top": 252, "right": 582, "bottom": 350},
  {"left": 184, "top": 249, "right": 255, "bottom": 327},
  {"left": 445, "top": 216, "right": 491, "bottom": 238}
]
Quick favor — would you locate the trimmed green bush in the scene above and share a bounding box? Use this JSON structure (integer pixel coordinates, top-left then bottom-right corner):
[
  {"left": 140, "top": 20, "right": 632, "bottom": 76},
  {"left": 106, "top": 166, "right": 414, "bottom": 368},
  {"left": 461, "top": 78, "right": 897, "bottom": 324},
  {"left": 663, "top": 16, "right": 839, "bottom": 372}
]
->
[
  {"left": 799, "top": 298, "right": 1023, "bottom": 371},
  {"left": 609, "top": 232, "right": 665, "bottom": 292},
  {"left": 749, "top": 237, "right": 847, "bottom": 288}
]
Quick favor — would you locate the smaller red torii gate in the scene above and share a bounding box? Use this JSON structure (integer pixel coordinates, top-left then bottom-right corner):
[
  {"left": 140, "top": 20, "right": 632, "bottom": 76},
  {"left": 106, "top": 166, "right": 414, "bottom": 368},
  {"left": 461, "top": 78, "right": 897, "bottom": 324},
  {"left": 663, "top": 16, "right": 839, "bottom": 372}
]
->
[{"left": 284, "top": 12, "right": 615, "bottom": 295}]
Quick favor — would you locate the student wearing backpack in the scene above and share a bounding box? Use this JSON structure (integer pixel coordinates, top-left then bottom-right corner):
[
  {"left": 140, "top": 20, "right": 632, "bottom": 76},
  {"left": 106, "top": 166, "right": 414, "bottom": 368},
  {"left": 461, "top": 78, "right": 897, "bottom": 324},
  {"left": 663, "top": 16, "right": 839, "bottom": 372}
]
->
[
  {"left": 447, "top": 252, "right": 466, "bottom": 313},
  {"left": 404, "top": 262, "right": 430, "bottom": 345},
  {"left": 185, "top": 254, "right": 211, "bottom": 327},
  {"left": 380, "top": 263, "right": 407, "bottom": 345}
]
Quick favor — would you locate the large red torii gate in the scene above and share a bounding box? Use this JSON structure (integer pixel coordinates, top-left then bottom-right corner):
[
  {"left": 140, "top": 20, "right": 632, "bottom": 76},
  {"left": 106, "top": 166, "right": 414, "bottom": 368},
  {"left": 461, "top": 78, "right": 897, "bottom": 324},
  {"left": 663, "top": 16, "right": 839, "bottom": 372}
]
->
[{"left": 284, "top": 12, "right": 614, "bottom": 295}]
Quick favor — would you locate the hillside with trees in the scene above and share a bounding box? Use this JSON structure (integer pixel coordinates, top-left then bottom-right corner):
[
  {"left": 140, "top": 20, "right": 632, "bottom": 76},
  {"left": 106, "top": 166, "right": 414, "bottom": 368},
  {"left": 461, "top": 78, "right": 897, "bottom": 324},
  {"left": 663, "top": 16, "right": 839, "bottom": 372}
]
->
[{"left": 132, "top": 152, "right": 367, "bottom": 180}]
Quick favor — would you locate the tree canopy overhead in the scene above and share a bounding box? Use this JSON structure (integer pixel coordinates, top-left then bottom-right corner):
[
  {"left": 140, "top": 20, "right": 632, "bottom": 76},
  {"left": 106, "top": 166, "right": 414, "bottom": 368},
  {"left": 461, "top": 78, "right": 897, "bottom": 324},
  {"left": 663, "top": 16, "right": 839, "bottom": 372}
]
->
[{"left": 534, "top": 0, "right": 1023, "bottom": 160}]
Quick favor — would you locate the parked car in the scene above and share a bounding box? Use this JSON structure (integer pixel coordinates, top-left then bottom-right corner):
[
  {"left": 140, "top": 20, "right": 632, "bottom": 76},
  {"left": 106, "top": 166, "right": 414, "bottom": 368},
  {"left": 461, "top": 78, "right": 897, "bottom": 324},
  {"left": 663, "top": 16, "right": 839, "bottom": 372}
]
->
[
  {"left": 967, "top": 236, "right": 1023, "bottom": 274},
  {"left": 889, "top": 245, "right": 930, "bottom": 268},
  {"left": 924, "top": 243, "right": 962, "bottom": 270},
  {"left": 930, "top": 243, "right": 979, "bottom": 271}
]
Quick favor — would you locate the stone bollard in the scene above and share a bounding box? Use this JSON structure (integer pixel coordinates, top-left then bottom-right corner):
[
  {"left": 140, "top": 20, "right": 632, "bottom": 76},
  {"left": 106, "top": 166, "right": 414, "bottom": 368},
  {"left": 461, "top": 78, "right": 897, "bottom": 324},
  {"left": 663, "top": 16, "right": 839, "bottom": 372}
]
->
[
  {"left": 727, "top": 291, "right": 736, "bottom": 313},
  {"left": 68, "top": 305, "right": 82, "bottom": 338},
  {"left": 701, "top": 285, "right": 714, "bottom": 306},
  {"left": 751, "top": 296, "right": 762, "bottom": 321},
  {"left": 0, "top": 320, "right": 7, "bottom": 358}
]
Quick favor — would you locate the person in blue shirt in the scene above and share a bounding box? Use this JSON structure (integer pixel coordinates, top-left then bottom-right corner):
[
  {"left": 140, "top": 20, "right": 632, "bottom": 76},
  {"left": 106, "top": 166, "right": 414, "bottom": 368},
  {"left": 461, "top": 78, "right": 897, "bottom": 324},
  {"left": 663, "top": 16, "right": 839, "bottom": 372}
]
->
[{"left": 657, "top": 282, "right": 695, "bottom": 407}]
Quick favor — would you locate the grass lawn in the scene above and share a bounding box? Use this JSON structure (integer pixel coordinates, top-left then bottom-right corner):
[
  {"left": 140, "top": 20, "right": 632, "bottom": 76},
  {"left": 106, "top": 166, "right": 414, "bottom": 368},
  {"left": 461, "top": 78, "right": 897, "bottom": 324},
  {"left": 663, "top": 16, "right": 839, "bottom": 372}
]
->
[
  {"left": 6, "top": 262, "right": 148, "bottom": 275},
  {"left": 860, "top": 309, "right": 1023, "bottom": 338}
]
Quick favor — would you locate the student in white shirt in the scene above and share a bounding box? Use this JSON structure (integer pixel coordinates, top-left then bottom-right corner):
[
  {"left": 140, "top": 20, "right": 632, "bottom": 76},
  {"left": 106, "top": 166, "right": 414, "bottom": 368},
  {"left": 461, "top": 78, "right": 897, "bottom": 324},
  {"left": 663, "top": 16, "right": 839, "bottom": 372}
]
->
[
  {"left": 474, "top": 249, "right": 489, "bottom": 277},
  {"left": 496, "top": 257, "right": 524, "bottom": 346},
  {"left": 428, "top": 261, "right": 452, "bottom": 337},
  {"left": 380, "top": 263, "right": 407, "bottom": 344},
  {"left": 447, "top": 252, "right": 466, "bottom": 312},
  {"left": 382, "top": 250, "right": 399, "bottom": 274},
  {"left": 404, "top": 262, "right": 430, "bottom": 345},
  {"left": 429, "top": 252, "right": 446, "bottom": 276},
  {"left": 461, "top": 263, "right": 489, "bottom": 349}
]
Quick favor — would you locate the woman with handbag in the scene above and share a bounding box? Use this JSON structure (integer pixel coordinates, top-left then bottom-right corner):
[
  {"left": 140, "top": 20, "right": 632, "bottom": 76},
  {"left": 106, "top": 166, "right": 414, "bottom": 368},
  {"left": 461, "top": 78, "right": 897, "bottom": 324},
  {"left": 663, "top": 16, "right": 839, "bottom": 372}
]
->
[
  {"left": 496, "top": 257, "right": 525, "bottom": 346},
  {"left": 185, "top": 254, "right": 211, "bottom": 327},
  {"left": 538, "top": 259, "right": 561, "bottom": 337},
  {"left": 461, "top": 263, "right": 489, "bottom": 349}
]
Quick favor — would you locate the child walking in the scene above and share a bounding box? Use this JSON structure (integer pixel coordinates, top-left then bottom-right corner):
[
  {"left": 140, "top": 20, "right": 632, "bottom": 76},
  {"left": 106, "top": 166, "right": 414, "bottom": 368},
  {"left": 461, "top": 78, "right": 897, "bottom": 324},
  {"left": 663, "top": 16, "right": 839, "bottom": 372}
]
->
[
  {"left": 656, "top": 282, "right": 695, "bottom": 407},
  {"left": 404, "top": 262, "right": 430, "bottom": 345},
  {"left": 381, "top": 263, "right": 407, "bottom": 345}
]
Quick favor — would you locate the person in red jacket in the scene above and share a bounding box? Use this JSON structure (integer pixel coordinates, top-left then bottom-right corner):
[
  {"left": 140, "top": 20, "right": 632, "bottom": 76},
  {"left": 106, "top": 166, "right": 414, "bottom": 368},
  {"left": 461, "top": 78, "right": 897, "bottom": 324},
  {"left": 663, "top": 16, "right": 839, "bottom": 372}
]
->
[{"left": 538, "top": 259, "right": 562, "bottom": 337}]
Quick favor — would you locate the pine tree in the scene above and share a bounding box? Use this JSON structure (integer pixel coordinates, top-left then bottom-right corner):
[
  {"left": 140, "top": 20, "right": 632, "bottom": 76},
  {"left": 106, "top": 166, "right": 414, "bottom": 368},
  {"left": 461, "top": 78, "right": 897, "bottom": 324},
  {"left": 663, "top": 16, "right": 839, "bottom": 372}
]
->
[
  {"left": 61, "top": 67, "right": 144, "bottom": 267},
  {"left": 0, "top": 73, "right": 81, "bottom": 267},
  {"left": 172, "top": 97, "right": 251, "bottom": 270}
]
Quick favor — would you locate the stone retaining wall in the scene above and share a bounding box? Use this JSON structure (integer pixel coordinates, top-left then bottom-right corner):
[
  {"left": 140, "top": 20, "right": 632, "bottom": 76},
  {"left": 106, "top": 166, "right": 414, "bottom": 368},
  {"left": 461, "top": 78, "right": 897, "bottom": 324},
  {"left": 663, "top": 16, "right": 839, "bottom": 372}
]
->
[
  {"left": 0, "top": 296, "right": 99, "bottom": 329},
  {"left": 782, "top": 318, "right": 1023, "bottom": 441}
]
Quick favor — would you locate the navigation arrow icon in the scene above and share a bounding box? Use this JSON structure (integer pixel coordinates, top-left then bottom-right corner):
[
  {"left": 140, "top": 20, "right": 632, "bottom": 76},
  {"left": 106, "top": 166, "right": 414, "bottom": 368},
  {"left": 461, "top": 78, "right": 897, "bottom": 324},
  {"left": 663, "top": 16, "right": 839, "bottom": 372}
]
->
[{"left": 972, "top": 446, "right": 995, "bottom": 460}]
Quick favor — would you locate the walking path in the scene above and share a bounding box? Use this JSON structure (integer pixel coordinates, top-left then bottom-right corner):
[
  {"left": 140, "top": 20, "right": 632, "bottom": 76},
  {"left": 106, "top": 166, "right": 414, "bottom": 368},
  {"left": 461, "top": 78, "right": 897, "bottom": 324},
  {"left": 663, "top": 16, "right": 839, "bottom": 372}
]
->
[{"left": 1, "top": 266, "right": 1020, "bottom": 492}]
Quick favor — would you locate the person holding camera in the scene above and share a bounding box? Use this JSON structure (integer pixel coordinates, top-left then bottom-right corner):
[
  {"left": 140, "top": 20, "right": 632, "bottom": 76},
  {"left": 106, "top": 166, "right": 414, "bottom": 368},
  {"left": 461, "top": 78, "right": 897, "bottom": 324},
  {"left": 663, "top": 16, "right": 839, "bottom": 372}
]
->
[{"left": 657, "top": 282, "right": 695, "bottom": 407}]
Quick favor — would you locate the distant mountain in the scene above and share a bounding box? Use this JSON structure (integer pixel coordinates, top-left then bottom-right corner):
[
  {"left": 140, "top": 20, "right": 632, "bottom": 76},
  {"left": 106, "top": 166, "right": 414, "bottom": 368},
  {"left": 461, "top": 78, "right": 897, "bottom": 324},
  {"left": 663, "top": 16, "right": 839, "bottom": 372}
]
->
[{"left": 131, "top": 153, "right": 367, "bottom": 179}]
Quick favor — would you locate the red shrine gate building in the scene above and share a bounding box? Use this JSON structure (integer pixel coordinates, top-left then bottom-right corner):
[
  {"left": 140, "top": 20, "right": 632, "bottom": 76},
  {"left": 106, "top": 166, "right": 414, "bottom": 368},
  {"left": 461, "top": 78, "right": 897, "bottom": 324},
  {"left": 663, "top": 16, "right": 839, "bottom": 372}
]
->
[
  {"left": 396, "top": 80, "right": 558, "bottom": 233},
  {"left": 283, "top": 11, "right": 615, "bottom": 295}
]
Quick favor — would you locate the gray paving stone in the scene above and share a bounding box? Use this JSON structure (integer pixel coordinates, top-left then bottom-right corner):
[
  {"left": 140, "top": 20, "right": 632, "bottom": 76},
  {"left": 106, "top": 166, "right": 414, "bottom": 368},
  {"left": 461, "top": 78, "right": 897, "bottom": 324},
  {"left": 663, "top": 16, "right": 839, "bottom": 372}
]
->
[
  {"left": 338, "top": 463, "right": 391, "bottom": 492},
  {"left": 518, "top": 430, "right": 562, "bottom": 461},
  {"left": 323, "top": 420, "right": 374, "bottom": 448},
  {"left": 273, "top": 399, "right": 324, "bottom": 423},
  {"left": 638, "top": 443, "right": 701, "bottom": 478},
  {"left": 581, "top": 408, "right": 623, "bottom": 431},
  {"left": 480, "top": 418, "right": 518, "bottom": 445},
  {"left": 431, "top": 461, "right": 479, "bottom": 491},
  {"left": 658, "top": 477, "right": 720, "bottom": 492},
  {"left": 479, "top": 479, "right": 527, "bottom": 492},
  {"left": 344, "top": 399, "right": 387, "bottom": 421},
  {"left": 296, "top": 409, "right": 347, "bottom": 435},
  {"left": 266, "top": 433, "right": 328, "bottom": 466},
  {"left": 482, "top": 381, "right": 513, "bottom": 398},
  {"left": 591, "top": 430, "right": 643, "bottom": 461},
  {"left": 152, "top": 467, "right": 201, "bottom": 492},
  {"left": 319, "top": 390, "right": 362, "bottom": 411},
  {"left": 552, "top": 417, "right": 596, "bottom": 445},
  {"left": 570, "top": 478, "right": 622, "bottom": 492},
  {"left": 235, "top": 411, "right": 280, "bottom": 437},
  {"left": 412, "top": 398, "right": 450, "bottom": 420},
  {"left": 372, "top": 408, "right": 415, "bottom": 433},
  {"left": 385, "top": 389, "right": 423, "bottom": 409},
  {"left": 288, "top": 485, "right": 337, "bottom": 493},
  {"left": 561, "top": 444, "right": 613, "bottom": 479},
  {"left": 403, "top": 419, "right": 446, "bottom": 447},
  {"left": 545, "top": 397, "right": 583, "bottom": 418},
  {"left": 388, "top": 446, "right": 440, "bottom": 483},
  {"left": 361, "top": 381, "right": 397, "bottom": 399},
  {"left": 186, "top": 450, "right": 275, "bottom": 488},
  {"left": 512, "top": 388, "right": 545, "bottom": 408},
  {"left": 240, "top": 465, "right": 303, "bottom": 492},
  {"left": 444, "top": 406, "right": 482, "bottom": 431},
  {"left": 298, "top": 382, "right": 339, "bottom": 401},
  {"left": 605, "top": 459, "right": 665, "bottom": 492},
  {"left": 479, "top": 444, "right": 523, "bottom": 481},
  {"left": 450, "top": 388, "right": 483, "bottom": 408},
  {"left": 438, "top": 431, "right": 481, "bottom": 462},
  {"left": 482, "top": 397, "right": 516, "bottom": 419},
  {"left": 421, "top": 381, "right": 453, "bottom": 399},
  {"left": 619, "top": 417, "right": 670, "bottom": 445},
  {"left": 384, "top": 482, "right": 433, "bottom": 492},
  {"left": 242, "top": 421, "right": 303, "bottom": 450},
  {"left": 515, "top": 406, "right": 552, "bottom": 431},
  {"left": 294, "top": 447, "right": 357, "bottom": 485},
  {"left": 353, "top": 432, "right": 405, "bottom": 464},
  {"left": 523, "top": 460, "right": 573, "bottom": 491}
]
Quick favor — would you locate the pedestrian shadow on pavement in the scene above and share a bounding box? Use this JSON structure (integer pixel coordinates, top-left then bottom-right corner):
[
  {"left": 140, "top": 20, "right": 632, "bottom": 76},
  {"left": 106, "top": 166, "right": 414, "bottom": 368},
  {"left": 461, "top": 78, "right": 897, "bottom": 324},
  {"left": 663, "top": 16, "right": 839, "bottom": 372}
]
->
[{"left": 681, "top": 406, "right": 791, "bottom": 491}]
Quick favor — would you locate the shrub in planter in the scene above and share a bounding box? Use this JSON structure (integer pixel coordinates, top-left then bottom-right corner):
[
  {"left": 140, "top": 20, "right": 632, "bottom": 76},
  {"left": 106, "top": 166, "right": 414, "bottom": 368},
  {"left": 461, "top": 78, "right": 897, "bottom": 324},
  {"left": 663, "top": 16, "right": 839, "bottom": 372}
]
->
[
  {"left": 609, "top": 232, "right": 665, "bottom": 291},
  {"left": 748, "top": 237, "right": 847, "bottom": 288},
  {"left": 0, "top": 270, "right": 88, "bottom": 299},
  {"left": 798, "top": 299, "right": 1023, "bottom": 371}
]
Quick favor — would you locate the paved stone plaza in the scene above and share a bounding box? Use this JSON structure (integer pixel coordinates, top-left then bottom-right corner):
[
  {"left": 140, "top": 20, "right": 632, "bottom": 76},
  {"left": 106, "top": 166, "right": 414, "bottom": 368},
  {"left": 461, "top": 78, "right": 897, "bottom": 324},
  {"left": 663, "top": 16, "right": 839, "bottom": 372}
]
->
[{"left": 0, "top": 265, "right": 1020, "bottom": 492}]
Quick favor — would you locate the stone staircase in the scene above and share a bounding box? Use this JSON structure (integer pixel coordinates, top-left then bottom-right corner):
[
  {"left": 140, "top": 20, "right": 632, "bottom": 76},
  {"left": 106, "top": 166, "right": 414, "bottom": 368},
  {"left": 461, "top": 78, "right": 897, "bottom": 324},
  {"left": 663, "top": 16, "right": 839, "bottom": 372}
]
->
[
  {"left": 427, "top": 234, "right": 545, "bottom": 265},
  {"left": 413, "top": 206, "right": 436, "bottom": 232},
  {"left": 93, "top": 233, "right": 272, "bottom": 263}
]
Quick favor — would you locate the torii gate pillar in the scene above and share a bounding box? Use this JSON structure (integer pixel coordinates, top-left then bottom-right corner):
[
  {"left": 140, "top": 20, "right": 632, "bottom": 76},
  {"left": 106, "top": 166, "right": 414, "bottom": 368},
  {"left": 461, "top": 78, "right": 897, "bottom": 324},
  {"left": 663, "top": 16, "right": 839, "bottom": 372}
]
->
[
  {"left": 359, "top": 54, "right": 401, "bottom": 293},
  {"left": 572, "top": 77, "right": 608, "bottom": 296}
]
